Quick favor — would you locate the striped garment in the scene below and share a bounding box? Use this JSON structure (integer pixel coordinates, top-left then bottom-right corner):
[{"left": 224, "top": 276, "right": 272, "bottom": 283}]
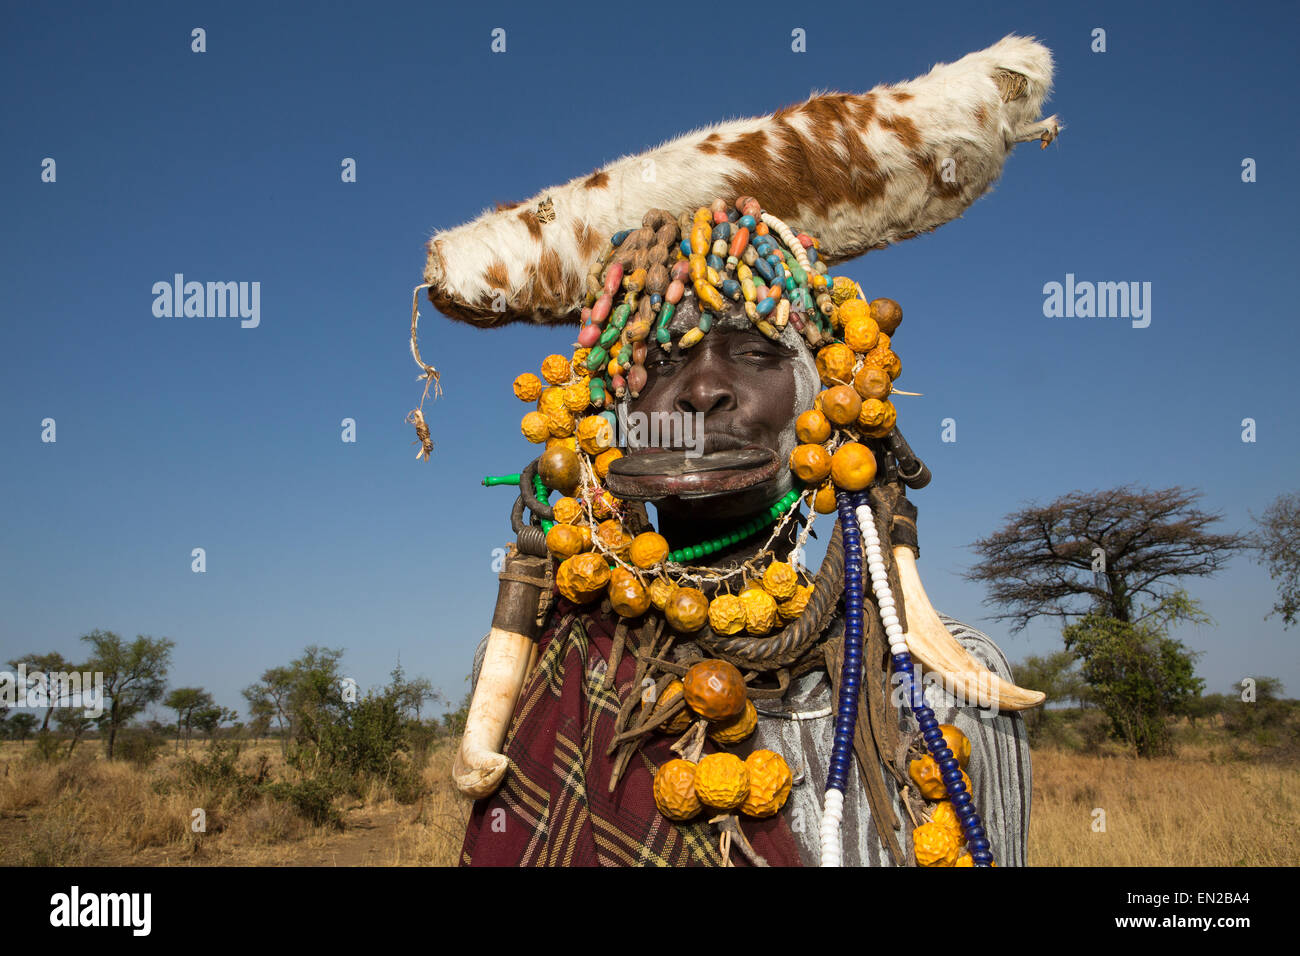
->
[
  {"left": 463, "top": 602, "right": 1031, "bottom": 867},
  {"left": 750, "top": 613, "right": 1031, "bottom": 866}
]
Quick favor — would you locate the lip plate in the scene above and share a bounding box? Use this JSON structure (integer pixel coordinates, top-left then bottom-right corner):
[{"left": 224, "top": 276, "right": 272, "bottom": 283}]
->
[{"left": 605, "top": 446, "right": 782, "bottom": 501}]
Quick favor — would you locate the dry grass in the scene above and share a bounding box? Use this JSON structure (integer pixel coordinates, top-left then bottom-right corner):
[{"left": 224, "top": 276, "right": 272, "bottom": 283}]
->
[
  {"left": 1028, "top": 746, "right": 1300, "bottom": 866},
  {"left": 4, "top": 734, "right": 1295, "bottom": 866},
  {"left": 0, "top": 738, "right": 474, "bottom": 866},
  {"left": 0, "top": 740, "right": 356, "bottom": 866},
  {"left": 387, "top": 744, "right": 473, "bottom": 865}
]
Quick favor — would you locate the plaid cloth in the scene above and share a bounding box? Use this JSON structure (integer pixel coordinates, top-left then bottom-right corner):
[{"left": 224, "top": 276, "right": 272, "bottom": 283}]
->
[{"left": 460, "top": 594, "right": 805, "bottom": 867}]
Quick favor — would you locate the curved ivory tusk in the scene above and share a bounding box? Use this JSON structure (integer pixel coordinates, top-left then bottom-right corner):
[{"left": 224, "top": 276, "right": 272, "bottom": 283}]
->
[
  {"left": 453, "top": 627, "right": 534, "bottom": 798},
  {"left": 893, "top": 546, "right": 1046, "bottom": 712}
]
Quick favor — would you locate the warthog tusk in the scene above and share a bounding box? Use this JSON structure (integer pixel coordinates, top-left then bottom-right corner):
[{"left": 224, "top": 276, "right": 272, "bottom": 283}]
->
[
  {"left": 453, "top": 627, "right": 534, "bottom": 798},
  {"left": 893, "top": 546, "right": 1045, "bottom": 712}
]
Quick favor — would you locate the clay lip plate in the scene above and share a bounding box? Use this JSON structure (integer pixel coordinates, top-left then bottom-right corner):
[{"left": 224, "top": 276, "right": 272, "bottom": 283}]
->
[{"left": 605, "top": 443, "right": 783, "bottom": 501}]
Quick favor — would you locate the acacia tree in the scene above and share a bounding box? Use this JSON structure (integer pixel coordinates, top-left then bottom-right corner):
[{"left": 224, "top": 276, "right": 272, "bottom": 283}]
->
[
  {"left": 1252, "top": 492, "right": 1300, "bottom": 628},
  {"left": 965, "top": 485, "right": 1248, "bottom": 632},
  {"left": 81, "top": 630, "right": 174, "bottom": 759},
  {"left": 243, "top": 647, "right": 346, "bottom": 757},
  {"left": 164, "top": 687, "right": 212, "bottom": 751},
  {"left": 967, "top": 486, "right": 1245, "bottom": 756},
  {"left": 7, "top": 652, "right": 73, "bottom": 733},
  {"left": 55, "top": 709, "right": 94, "bottom": 756},
  {"left": 243, "top": 666, "right": 295, "bottom": 755},
  {"left": 192, "top": 704, "right": 239, "bottom": 746}
]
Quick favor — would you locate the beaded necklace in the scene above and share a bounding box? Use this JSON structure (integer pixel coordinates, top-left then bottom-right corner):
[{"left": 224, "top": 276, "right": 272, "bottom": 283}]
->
[{"left": 496, "top": 195, "right": 993, "bottom": 867}]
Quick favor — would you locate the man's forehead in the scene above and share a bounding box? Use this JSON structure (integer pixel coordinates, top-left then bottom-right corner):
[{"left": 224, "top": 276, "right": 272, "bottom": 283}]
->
[{"left": 665, "top": 291, "right": 781, "bottom": 340}]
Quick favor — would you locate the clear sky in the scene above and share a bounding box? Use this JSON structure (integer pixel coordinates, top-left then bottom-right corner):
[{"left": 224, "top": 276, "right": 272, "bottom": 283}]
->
[{"left": 3, "top": 0, "right": 1297, "bottom": 722}]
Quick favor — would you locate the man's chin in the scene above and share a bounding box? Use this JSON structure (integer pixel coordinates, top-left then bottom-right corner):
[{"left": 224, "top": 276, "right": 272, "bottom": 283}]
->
[{"left": 604, "top": 446, "right": 785, "bottom": 502}]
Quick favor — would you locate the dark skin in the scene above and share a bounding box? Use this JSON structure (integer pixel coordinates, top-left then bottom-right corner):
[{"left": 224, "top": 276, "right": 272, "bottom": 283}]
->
[{"left": 622, "top": 293, "right": 802, "bottom": 565}]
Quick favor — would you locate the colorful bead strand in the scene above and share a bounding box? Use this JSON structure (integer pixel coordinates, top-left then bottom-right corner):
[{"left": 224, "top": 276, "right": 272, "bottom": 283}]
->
[
  {"left": 853, "top": 496, "right": 995, "bottom": 867},
  {"left": 821, "top": 490, "right": 866, "bottom": 866}
]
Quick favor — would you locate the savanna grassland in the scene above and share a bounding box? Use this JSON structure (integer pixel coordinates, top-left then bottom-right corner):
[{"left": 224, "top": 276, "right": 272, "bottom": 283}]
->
[{"left": 2, "top": 712, "right": 1296, "bottom": 867}]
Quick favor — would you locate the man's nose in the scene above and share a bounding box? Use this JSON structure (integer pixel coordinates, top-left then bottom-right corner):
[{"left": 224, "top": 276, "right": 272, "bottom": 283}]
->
[{"left": 673, "top": 347, "right": 737, "bottom": 417}]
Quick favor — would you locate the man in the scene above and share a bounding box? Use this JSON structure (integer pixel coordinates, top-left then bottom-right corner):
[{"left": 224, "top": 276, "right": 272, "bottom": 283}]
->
[
  {"left": 411, "top": 36, "right": 1061, "bottom": 866},
  {"left": 453, "top": 265, "right": 1034, "bottom": 865}
]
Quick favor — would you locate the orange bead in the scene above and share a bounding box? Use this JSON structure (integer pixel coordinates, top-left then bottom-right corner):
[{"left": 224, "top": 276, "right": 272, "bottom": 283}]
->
[
  {"left": 563, "top": 381, "right": 592, "bottom": 413},
  {"left": 513, "top": 373, "right": 542, "bottom": 402},
  {"left": 629, "top": 532, "right": 669, "bottom": 569},
  {"left": 870, "top": 297, "right": 903, "bottom": 335},
  {"left": 556, "top": 553, "right": 611, "bottom": 604},
  {"left": 740, "top": 749, "right": 792, "bottom": 818},
  {"left": 541, "top": 354, "right": 571, "bottom": 385},
  {"left": 596, "top": 519, "right": 632, "bottom": 557},
  {"left": 653, "top": 759, "right": 702, "bottom": 821},
  {"left": 607, "top": 567, "right": 650, "bottom": 618},
  {"left": 853, "top": 366, "right": 892, "bottom": 401},
  {"left": 682, "top": 659, "right": 747, "bottom": 722},
  {"left": 520, "top": 411, "right": 550, "bottom": 443},
  {"left": 820, "top": 385, "right": 862, "bottom": 427},
  {"left": 815, "top": 343, "right": 856, "bottom": 386},
  {"left": 789, "top": 444, "right": 832, "bottom": 484},
  {"left": 813, "top": 482, "right": 838, "bottom": 514},
  {"left": 830, "top": 442, "right": 876, "bottom": 491},
  {"left": 843, "top": 312, "right": 880, "bottom": 354},
  {"left": 795, "top": 409, "right": 831, "bottom": 444},
  {"left": 551, "top": 497, "right": 584, "bottom": 524},
  {"left": 938, "top": 724, "right": 972, "bottom": 768},
  {"left": 863, "top": 345, "right": 902, "bottom": 381},
  {"left": 594, "top": 447, "right": 623, "bottom": 479},
  {"left": 576, "top": 415, "right": 614, "bottom": 455},
  {"left": 857, "top": 398, "right": 897, "bottom": 438},
  {"left": 665, "top": 586, "right": 709, "bottom": 632},
  {"left": 545, "top": 523, "right": 587, "bottom": 559}
]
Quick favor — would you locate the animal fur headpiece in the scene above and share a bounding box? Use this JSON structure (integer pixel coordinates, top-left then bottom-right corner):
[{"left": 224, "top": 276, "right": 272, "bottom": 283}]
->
[{"left": 418, "top": 35, "right": 1059, "bottom": 332}]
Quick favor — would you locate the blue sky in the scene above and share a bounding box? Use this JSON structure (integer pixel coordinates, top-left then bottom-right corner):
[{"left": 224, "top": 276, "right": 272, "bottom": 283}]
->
[{"left": 3, "top": 0, "right": 1297, "bottom": 722}]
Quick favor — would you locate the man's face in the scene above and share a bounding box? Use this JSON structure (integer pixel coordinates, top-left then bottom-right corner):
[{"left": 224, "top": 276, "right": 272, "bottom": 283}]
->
[{"left": 605, "top": 292, "right": 801, "bottom": 513}]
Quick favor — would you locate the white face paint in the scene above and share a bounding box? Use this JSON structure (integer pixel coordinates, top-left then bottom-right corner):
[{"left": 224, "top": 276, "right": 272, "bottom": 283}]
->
[{"left": 619, "top": 288, "right": 819, "bottom": 504}]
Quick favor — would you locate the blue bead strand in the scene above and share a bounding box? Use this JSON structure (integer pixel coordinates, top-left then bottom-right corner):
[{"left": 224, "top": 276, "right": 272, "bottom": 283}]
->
[
  {"left": 893, "top": 651, "right": 994, "bottom": 866},
  {"left": 825, "top": 492, "right": 867, "bottom": 795}
]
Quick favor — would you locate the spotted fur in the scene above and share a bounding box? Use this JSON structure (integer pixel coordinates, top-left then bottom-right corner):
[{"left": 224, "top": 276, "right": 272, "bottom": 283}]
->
[{"left": 423, "top": 35, "right": 1060, "bottom": 328}]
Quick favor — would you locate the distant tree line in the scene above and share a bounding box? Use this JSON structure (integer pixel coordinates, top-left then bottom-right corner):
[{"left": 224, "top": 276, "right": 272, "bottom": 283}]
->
[{"left": 1, "top": 632, "right": 464, "bottom": 774}]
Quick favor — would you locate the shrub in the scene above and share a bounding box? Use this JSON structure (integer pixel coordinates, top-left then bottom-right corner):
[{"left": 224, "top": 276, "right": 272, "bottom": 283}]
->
[
  {"left": 114, "top": 728, "right": 166, "bottom": 768},
  {"left": 263, "top": 779, "right": 342, "bottom": 828}
]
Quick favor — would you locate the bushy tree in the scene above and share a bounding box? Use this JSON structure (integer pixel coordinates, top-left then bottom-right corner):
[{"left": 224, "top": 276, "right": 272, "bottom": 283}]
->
[
  {"left": 1063, "top": 613, "right": 1205, "bottom": 756},
  {"left": 8, "top": 712, "right": 38, "bottom": 743},
  {"left": 1012, "top": 650, "right": 1089, "bottom": 737},
  {"left": 81, "top": 631, "right": 174, "bottom": 759},
  {"left": 1253, "top": 492, "right": 1300, "bottom": 628},
  {"left": 164, "top": 687, "right": 213, "bottom": 750},
  {"left": 243, "top": 647, "right": 346, "bottom": 758},
  {"left": 7, "top": 652, "right": 73, "bottom": 732}
]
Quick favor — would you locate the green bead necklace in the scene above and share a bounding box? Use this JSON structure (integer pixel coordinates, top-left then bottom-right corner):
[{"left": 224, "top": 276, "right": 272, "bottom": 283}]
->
[{"left": 483, "top": 473, "right": 802, "bottom": 563}]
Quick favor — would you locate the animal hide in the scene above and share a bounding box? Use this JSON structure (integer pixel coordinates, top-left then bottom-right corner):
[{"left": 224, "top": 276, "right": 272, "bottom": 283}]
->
[{"left": 423, "top": 34, "right": 1060, "bottom": 328}]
